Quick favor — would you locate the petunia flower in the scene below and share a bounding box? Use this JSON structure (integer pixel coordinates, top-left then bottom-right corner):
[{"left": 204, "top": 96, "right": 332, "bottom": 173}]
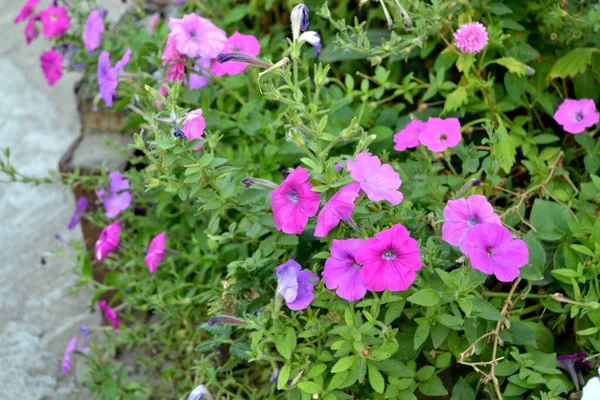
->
[
  {"left": 39, "top": 5, "right": 70, "bottom": 38},
  {"left": 207, "top": 316, "right": 247, "bottom": 326},
  {"left": 454, "top": 22, "right": 488, "bottom": 54},
  {"left": 394, "top": 119, "right": 425, "bottom": 152},
  {"left": 83, "top": 9, "right": 104, "bottom": 54},
  {"left": 94, "top": 220, "right": 121, "bottom": 262},
  {"left": 553, "top": 99, "right": 599, "bottom": 134},
  {"left": 557, "top": 352, "right": 593, "bottom": 391},
  {"left": 298, "top": 31, "right": 321, "bottom": 56},
  {"left": 188, "top": 385, "right": 210, "bottom": 400},
  {"left": 189, "top": 57, "right": 212, "bottom": 90},
  {"left": 323, "top": 239, "right": 367, "bottom": 302},
  {"left": 356, "top": 224, "right": 422, "bottom": 291},
  {"left": 145, "top": 232, "right": 166, "bottom": 274},
  {"left": 314, "top": 182, "right": 361, "bottom": 237},
  {"left": 148, "top": 13, "right": 160, "bottom": 35},
  {"left": 14, "top": 0, "right": 38, "bottom": 24},
  {"left": 97, "top": 49, "right": 132, "bottom": 107},
  {"left": 96, "top": 171, "right": 131, "bottom": 218},
  {"left": 155, "top": 84, "right": 168, "bottom": 109},
  {"left": 24, "top": 16, "right": 40, "bottom": 44},
  {"left": 276, "top": 260, "right": 319, "bottom": 310},
  {"left": 290, "top": 3, "right": 309, "bottom": 41},
  {"left": 57, "top": 43, "right": 84, "bottom": 72},
  {"left": 211, "top": 32, "right": 261, "bottom": 76},
  {"left": 459, "top": 223, "right": 529, "bottom": 282},
  {"left": 61, "top": 336, "right": 78, "bottom": 374},
  {"left": 583, "top": 368, "right": 600, "bottom": 400},
  {"left": 419, "top": 117, "right": 462, "bottom": 152},
  {"left": 40, "top": 49, "right": 63, "bottom": 86},
  {"left": 79, "top": 324, "right": 92, "bottom": 353},
  {"left": 441, "top": 195, "right": 501, "bottom": 247},
  {"left": 270, "top": 167, "right": 320, "bottom": 235},
  {"left": 182, "top": 109, "right": 206, "bottom": 150},
  {"left": 98, "top": 300, "right": 120, "bottom": 330},
  {"left": 346, "top": 152, "right": 403, "bottom": 205},
  {"left": 67, "top": 197, "right": 88, "bottom": 230},
  {"left": 167, "top": 13, "right": 227, "bottom": 58},
  {"left": 162, "top": 36, "right": 185, "bottom": 83}
]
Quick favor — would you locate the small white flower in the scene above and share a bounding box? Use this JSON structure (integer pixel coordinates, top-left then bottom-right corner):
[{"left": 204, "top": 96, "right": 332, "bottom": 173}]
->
[
  {"left": 290, "top": 4, "right": 309, "bottom": 41},
  {"left": 188, "top": 385, "right": 212, "bottom": 400},
  {"left": 299, "top": 31, "right": 321, "bottom": 56},
  {"left": 582, "top": 368, "right": 600, "bottom": 400}
]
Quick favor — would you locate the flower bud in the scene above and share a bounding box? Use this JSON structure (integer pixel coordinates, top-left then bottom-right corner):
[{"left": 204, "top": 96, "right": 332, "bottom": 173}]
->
[
  {"left": 187, "top": 385, "right": 212, "bottom": 400},
  {"left": 291, "top": 4, "right": 309, "bottom": 41},
  {"left": 216, "top": 52, "right": 270, "bottom": 69}
]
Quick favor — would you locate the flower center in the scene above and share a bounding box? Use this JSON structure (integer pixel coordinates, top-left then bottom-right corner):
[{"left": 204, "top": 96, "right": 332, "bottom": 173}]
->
[
  {"left": 382, "top": 249, "right": 397, "bottom": 260},
  {"left": 467, "top": 33, "right": 476, "bottom": 42},
  {"left": 50, "top": 13, "right": 57, "bottom": 21},
  {"left": 467, "top": 216, "right": 479, "bottom": 226},
  {"left": 287, "top": 190, "right": 299, "bottom": 203},
  {"left": 486, "top": 247, "right": 493, "bottom": 257},
  {"left": 576, "top": 113, "right": 583, "bottom": 122},
  {"left": 190, "top": 30, "right": 197, "bottom": 40},
  {"left": 440, "top": 133, "right": 448, "bottom": 141}
]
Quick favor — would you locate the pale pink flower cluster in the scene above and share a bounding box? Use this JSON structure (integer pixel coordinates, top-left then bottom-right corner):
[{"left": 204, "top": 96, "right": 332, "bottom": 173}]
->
[{"left": 394, "top": 117, "right": 462, "bottom": 153}]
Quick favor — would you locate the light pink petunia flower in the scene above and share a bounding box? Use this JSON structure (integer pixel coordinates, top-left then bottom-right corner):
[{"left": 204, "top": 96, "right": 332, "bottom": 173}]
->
[
  {"left": 356, "top": 224, "right": 422, "bottom": 292},
  {"left": 442, "top": 195, "right": 501, "bottom": 247},
  {"left": 454, "top": 22, "right": 488, "bottom": 54},
  {"left": 145, "top": 232, "right": 166, "bottom": 274},
  {"left": 97, "top": 49, "right": 132, "bottom": 107},
  {"left": 323, "top": 239, "right": 367, "bottom": 302},
  {"left": 270, "top": 167, "right": 320, "bottom": 235},
  {"left": 40, "top": 49, "right": 63, "bottom": 86},
  {"left": 167, "top": 14, "right": 227, "bottom": 58},
  {"left": 276, "top": 260, "right": 319, "bottom": 310},
  {"left": 96, "top": 172, "right": 131, "bottom": 218},
  {"left": 460, "top": 223, "right": 529, "bottom": 282},
  {"left": 189, "top": 58, "right": 211, "bottom": 90},
  {"left": 210, "top": 32, "right": 260, "bottom": 76},
  {"left": 394, "top": 120, "right": 425, "bottom": 152},
  {"left": 61, "top": 336, "right": 78, "bottom": 374},
  {"left": 314, "top": 182, "right": 361, "bottom": 237},
  {"left": 98, "top": 300, "right": 120, "bottom": 330},
  {"left": 14, "top": 0, "right": 38, "bottom": 24},
  {"left": 419, "top": 117, "right": 462, "bottom": 152},
  {"left": 553, "top": 99, "right": 599, "bottom": 134},
  {"left": 39, "top": 5, "right": 70, "bottom": 38},
  {"left": 83, "top": 9, "right": 104, "bottom": 54},
  {"left": 161, "top": 36, "right": 185, "bottom": 83},
  {"left": 24, "top": 16, "right": 40, "bottom": 44},
  {"left": 148, "top": 13, "right": 160, "bottom": 35},
  {"left": 182, "top": 109, "right": 206, "bottom": 150},
  {"left": 95, "top": 220, "right": 121, "bottom": 262},
  {"left": 346, "top": 152, "right": 403, "bottom": 205}
]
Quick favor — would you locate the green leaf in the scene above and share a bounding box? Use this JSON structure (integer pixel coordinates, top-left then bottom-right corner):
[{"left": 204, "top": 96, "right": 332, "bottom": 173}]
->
[
  {"left": 577, "top": 327, "right": 600, "bottom": 336},
  {"left": 548, "top": 48, "right": 599, "bottom": 82},
  {"left": 496, "top": 125, "right": 516, "bottom": 174},
  {"left": 530, "top": 199, "right": 570, "bottom": 241},
  {"left": 471, "top": 298, "right": 504, "bottom": 321},
  {"left": 368, "top": 362, "right": 385, "bottom": 394},
  {"left": 495, "top": 361, "right": 520, "bottom": 376},
  {"left": 444, "top": 87, "right": 468, "bottom": 113},
  {"left": 414, "top": 323, "right": 430, "bottom": 350},
  {"left": 408, "top": 289, "right": 441, "bottom": 306},
  {"left": 331, "top": 356, "right": 356, "bottom": 373},
  {"left": 276, "top": 327, "right": 297, "bottom": 359},
  {"left": 307, "top": 364, "right": 327, "bottom": 379},
  {"left": 419, "top": 374, "right": 449, "bottom": 396},
  {"left": 297, "top": 381, "right": 322, "bottom": 394},
  {"left": 384, "top": 301, "right": 405, "bottom": 325},
  {"left": 489, "top": 3, "right": 513, "bottom": 15},
  {"left": 456, "top": 53, "right": 475, "bottom": 73},
  {"left": 278, "top": 364, "right": 291, "bottom": 390},
  {"left": 326, "top": 371, "right": 348, "bottom": 391},
  {"left": 494, "top": 57, "right": 528, "bottom": 77},
  {"left": 451, "top": 378, "right": 476, "bottom": 400}
]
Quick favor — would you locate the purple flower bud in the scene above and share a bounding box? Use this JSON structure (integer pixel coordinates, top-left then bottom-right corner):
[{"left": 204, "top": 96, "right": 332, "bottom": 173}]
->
[
  {"left": 99, "top": 8, "right": 108, "bottom": 18},
  {"left": 241, "top": 177, "right": 278, "bottom": 190},
  {"left": 207, "top": 316, "right": 247, "bottom": 327},
  {"left": 291, "top": 4, "right": 309, "bottom": 40},
  {"left": 173, "top": 127, "right": 185, "bottom": 139},
  {"left": 216, "top": 52, "right": 270, "bottom": 69},
  {"left": 187, "top": 385, "right": 210, "bottom": 400}
]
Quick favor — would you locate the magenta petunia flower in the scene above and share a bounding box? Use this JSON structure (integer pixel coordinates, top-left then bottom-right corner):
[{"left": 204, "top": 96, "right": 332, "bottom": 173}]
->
[
  {"left": 145, "top": 232, "right": 166, "bottom": 274},
  {"left": 97, "top": 49, "right": 131, "bottom": 107},
  {"left": 346, "top": 152, "right": 403, "bottom": 205},
  {"left": 95, "top": 220, "right": 121, "bottom": 262},
  {"left": 148, "top": 13, "right": 160, "bottom": 35},
  {"left": 40, "top": 49, "right": 63, "bottom": 86},
  {"left": 167, "top": 14, "right": 227, "bottom": 58},
  {"left": 39, "top": 5, "right": 70, "bottom": 38},
  {"left": 454, "top": 22, "right": 488, "bottom": 54},
  {"left": 553, "top": 99, "right": 599, "bottom": 134},
  {"left": 83, "top": 9, "right": 104, "bottom": 54},
  {"left": 61, "top": 336, "right": 78, "bottom": 374},
  {"left": 211, "top": 32, "right": 261, "bottom": 76},
  {"left": 182, "top": 109, "right": 206, "bottom": 150},
  {"left": 276, "top": 260, "right": 319, "bottom": 310},
  {"left": 24, "top": 16, "right": 40, "bottom": 44},
  {"left": 162, "top": 37, "right": 185, "bottom": 83},
  {"left": 314, "top": 182, "right": 361, "bottom": 237},
  {"left": 96, "top": 171, "right": 131, "bottom": 218},
  {"left": 189, "top": 57, "right": 211, "bottom": 90},
  {"left": 419, "top": 117, "right": 462, "bottom": 152},
  {"left": 442, "top": 195, "right": 501, "bottom": 247},
  {"left": 98, "top": 300, "right": 120, "bottom": 330},
  {"left": 356, "top": 224, "right": 422, "bottom": 292},
  {"left": 394, "top": 120, "right": 425, "bottom": 152},
  {"left": 270, "top": 167, "right": 320, "bottom": 235},
  {"left": 14, "top": 0, "right": 38, "bottom": 24},
  {"left": 459, "top": 223, "right": 529, "bottom": 282},
  {"left": 67, "top": 197, "right": 88, "bottom": 230},
  {"left": 323, "top": 239, "right": 367, "bottom": 302}
]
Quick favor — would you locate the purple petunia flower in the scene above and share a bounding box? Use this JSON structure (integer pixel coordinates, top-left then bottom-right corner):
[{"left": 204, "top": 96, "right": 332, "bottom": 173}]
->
[
  {"left": 97, "top": 49, "right": 132, "bottom": 107},
  {"left": 441, "top": 195, "right": 501, "bottom": 247},
  {"left": 323, "top": 239, "right": 367, "bottom": 301},
  {"left": 61, "top": 336, "right": 78, "bottom": 374},
  {"left": 95, "top": 220, "right": 121, "bottom": 262},
  {"left": 557, "top": 352, "right": 594, "bottom": 391},
  {"left": 83, "top": 9, "right": 104, "bottom": 54},
  {"left": 145, "top": 232, "right": 166, "bottom": 274},
  {"left": 67, "top": 197, "right": 88, "bottom": 230},
  {"left": 314, "top": 182, "right": 361, "bottom": 238},
  {"left": 98, "top": 300, "right": 120, "bottom": 330},
  {"left": 187, "top": 385, "right": 210, "bottom": 400},
  {"left": 276, "top": 260, "right": 319, "bottom": 310},
  {"left": 96, "top": 172, "right": 131, "bottom": 218},
  {"left": 78, "top": 324, "right": 92, "bottom": 353},
  {"left": 299, "top": 31, "right": 321, "bottom": 56}
]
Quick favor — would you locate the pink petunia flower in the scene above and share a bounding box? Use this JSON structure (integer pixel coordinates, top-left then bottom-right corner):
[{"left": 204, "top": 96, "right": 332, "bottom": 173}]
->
[
  {"left": 68, "top": 197, "right": 88, "bottom": 230},
  {"left": 161, "top": 36, "right": 185, "bottom": 83},
  {"left": 148, "top": 13, "right": 160, "bottom": 35},
  {"left": 356, "top": 224, "right": 422, "bottom": 292},
  {"left": 14, "top": 0, "right": 38, "bottom": 24},
  {"left": 394, "top": 120, "right": 425, "bottom": 152},
  {"left": 97, "top": 49, "right": 132, "bottom": 107},
  {"left": 61, "top": 336, "right": 78, "bottom": 374},
  {"left": 460, "top": 223, "right": 529, "bottom": 282},
  {"left": 442, "top": 195, "right": 501, "bottom": 247},
  {"left": 155, "top": 84, "right": 168, "bottom": 109},
  {"left": 145, "top": 232, "right": 166, "bottom": 274},
  {"left": 83, "top": 9, "right": 104, "bottom": 54},
  {"left": 96, "top": 172, "right": 131, "bottom": 218},
  {"left": 270, "top": 167, "right": 320, "bottom": 235},
  {"left": 98, "top": 300, "right": 120, "bottom": 330},
  {"left": 323, "top": 239, "right": 367, "bottom": 302},
  {"left": 95, "top": 220, "right": 121, "bottom": 262},
  {"left": 454, "top": 22, "right": 488, "bottom": 54},
  {"left": 182, "top": 109, "right": 206, "bottom": 150},
  {"left": 24, "top": 16, "right": 40, "bottom": 44},
  {"left": 189, "top": 58, "right": 211, "bottom": 90},
  {"left": 167, "top": 14, "right": 227, "bottom": 58},
  {"left": 210, "top": 32, "right": 260, "bottom": 76},
  {"left": 314, "top": 182, "right": 361, "bottom": 237},
  {"left": 276, "top": 260, "right": 319, "bottom": 310},
  {"left": 39, "top": 5, "right": 70, "bottom": 38},
  {"left": 553, "top": 99, "right": 599, "bottom": 134},
  {"left": 346, "top": 152, "right": 403, "bottom": 205},
  {"left": 40, "top": 49, "right": 63, "bottom": 86},
  {"left": 419, "top": 117, "right": 462, "bottom": 152}
]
